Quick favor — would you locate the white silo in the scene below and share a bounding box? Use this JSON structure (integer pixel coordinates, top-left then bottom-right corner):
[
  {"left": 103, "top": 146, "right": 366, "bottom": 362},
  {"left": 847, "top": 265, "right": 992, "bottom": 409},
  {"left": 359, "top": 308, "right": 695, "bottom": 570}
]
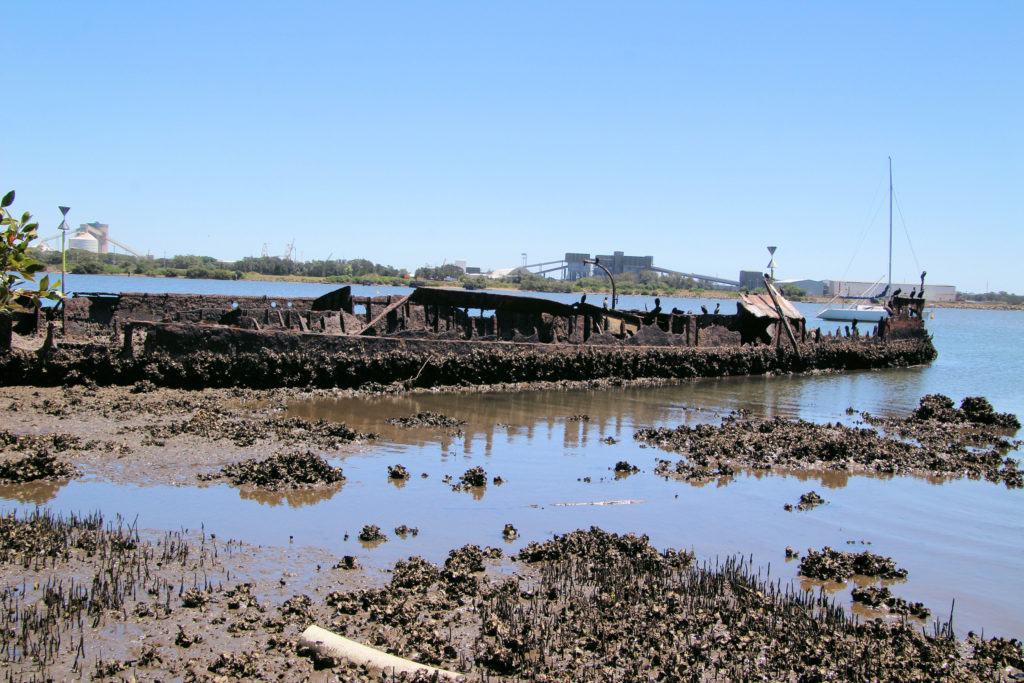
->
[{"left": 69, "top": 229, "right": 99, "bottom": 253}]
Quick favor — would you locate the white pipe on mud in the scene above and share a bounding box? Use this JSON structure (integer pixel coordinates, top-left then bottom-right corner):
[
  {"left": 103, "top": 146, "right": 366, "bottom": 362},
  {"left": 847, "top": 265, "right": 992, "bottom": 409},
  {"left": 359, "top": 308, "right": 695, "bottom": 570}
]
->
[
  {"left": 551, "top": 499, "right": 644, "bottom": 506},
  {"left": 298, "top": 625, "right": 465, "bottom": 680}
]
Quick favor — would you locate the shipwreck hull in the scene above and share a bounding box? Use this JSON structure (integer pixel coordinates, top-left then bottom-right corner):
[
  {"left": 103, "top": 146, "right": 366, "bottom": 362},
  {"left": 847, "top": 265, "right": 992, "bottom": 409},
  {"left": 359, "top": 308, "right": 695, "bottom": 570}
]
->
[
  {"left": 0, "top": 285, "right": 935, "bottom": 390},
  {"left": 1, "top": 322, "right": 936, "bottom": 390}
]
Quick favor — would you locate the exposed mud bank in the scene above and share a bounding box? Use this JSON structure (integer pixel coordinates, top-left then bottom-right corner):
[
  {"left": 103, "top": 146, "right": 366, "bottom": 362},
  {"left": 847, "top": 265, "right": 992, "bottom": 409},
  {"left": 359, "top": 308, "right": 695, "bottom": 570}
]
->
[
  {"left": 0, "top": 508, "right": 373, "bottom": 682},
  {"left": 8, "top": 518, "right": 1014, "bottom": 682},
  {"left": 200, "top": 450, "right": 347, "bottom": 491},
  {"left": 1, "top": 377, "right": 1022, "bottom": 680},
  {"left": 798, "top": 546, "right": 909, "bottom": 581},
  {"left": 0, "top": 385, "right": 376, "bottom": 489},
  {"left": 639, "top": 394, "right": 1023, "bottom": 488},
  {"left": 0, "top": 330, "right": 937, "bottom": 391}
]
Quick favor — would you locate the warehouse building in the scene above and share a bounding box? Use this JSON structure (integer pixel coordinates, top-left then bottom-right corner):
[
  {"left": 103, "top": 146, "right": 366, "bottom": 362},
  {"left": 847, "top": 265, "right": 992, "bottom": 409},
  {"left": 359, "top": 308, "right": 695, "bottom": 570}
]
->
[{"left": 823, "top": 279, "right": 956, "bottom": 302}]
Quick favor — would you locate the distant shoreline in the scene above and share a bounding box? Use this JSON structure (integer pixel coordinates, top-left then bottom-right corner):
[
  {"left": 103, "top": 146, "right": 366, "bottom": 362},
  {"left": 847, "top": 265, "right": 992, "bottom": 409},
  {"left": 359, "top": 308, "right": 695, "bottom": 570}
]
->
[{"left": 50, "top": 270, "right": 1024, "bottom": 311}]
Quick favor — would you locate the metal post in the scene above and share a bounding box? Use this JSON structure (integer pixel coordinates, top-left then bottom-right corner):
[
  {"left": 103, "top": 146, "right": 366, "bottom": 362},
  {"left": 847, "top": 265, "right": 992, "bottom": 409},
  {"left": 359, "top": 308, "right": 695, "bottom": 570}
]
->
[
  {"left": 58, "top": 206, "right": 70, "bottom": 335},
  {"left": 584, "top": 258, "right": 616, "bottom": 310}
]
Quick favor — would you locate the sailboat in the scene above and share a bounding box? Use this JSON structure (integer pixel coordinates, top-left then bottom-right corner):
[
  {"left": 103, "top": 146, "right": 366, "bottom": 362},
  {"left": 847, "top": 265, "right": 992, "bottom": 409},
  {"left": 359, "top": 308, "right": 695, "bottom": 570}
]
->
[{"left": 817, "top": 158, "right": 897, "bottom": 324}]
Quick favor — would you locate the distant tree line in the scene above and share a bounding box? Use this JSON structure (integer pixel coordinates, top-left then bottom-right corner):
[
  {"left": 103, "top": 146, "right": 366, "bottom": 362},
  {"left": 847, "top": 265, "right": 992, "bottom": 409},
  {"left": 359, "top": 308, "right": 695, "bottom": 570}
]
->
[
  {"left": 30, "top": 248, "right": 408, "bottom": 282},
  {"left": 414, "top": 264, "right": 465, "bottom": 281},
  {"left": 235, "top": 256, "right": 406, "bottom": 279},
  {"left": 959, "top": 291, "right": 1024, "bottom": 305},
  {"left": 28, "top": 246, "right": 819, "bottom": 299}
]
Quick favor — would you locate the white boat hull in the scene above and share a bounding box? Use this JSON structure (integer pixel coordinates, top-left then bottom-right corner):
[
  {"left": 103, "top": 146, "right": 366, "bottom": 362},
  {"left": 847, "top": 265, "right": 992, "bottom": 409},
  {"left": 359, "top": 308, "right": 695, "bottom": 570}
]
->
[{"left": 817, "top": 306, "right": 888, "bottom": 323}]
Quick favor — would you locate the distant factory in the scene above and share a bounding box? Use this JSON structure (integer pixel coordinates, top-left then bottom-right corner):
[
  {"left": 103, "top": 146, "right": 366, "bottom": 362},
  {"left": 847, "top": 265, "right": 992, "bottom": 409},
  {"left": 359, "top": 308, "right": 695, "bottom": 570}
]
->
[
  {"left": 460, "top": 251, "right": 959, "bottom": 300},
  {"left": 39, "top": 222, "right": 143, "bottom": 257},
  {"left": 565, "top": 251, "right": 654, "bottom": 281},
  {"left": 562, "top": 251, "right": 740, "bottom": 287},
  {"left": 69, "top": 222, "right": 109, "bottom": 253}
]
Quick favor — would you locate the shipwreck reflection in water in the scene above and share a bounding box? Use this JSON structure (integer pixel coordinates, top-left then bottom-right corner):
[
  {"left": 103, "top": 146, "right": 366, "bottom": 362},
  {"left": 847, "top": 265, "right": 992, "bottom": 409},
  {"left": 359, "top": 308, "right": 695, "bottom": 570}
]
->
[
  {"left": 235, "top": 482, "right": 344, "bottom": 508},
  {"left": 0, "top": 480, "right": 67, "bottom": 506}
]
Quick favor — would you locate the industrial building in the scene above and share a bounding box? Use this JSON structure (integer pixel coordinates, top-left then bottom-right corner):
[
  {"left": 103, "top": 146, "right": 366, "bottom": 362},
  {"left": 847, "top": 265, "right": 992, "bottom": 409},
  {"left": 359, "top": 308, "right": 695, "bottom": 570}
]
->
[
  {"left": 739, "top": 270, "right": 765, "bottom": 291},
  {"left": 564, "top": 253, "right": 592, "bottom": 281},
  {"left": 564, "top": 251, "right": 655, "bottom": 281},
  {"left": 43, "top": 221, "right": 143, "bottom": 257},
  {"left": 69, "top": 222, "right": 108, "bottom": 253},
  {"left": 823, "top": 279, "right": 956, "bottom": 302},
  {"left": 489, "top": 252, "right": 959, "bottom": 301},
  {"left": 594, "top": 251, "right": 654, "bottom": 276}
]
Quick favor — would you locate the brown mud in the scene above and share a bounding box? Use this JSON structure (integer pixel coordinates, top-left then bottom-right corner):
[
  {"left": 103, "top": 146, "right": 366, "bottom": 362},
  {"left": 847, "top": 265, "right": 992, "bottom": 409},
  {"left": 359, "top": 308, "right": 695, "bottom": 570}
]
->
[
  {"left": 200, "top": 450, "right": 347, "bottom": 491},
  {"left": 0, "top": 385, "right": 375, "bottom": 488},
  {"left": 798, "top": 546, "right": 909, "bottom": 582},
  {"left": 386, "top": 412, "right": 467, "bottom": 429},
  {"left": 784, "top": 490, "right": 827, "bottom": 511},
  {"left": 1, "top": 381, "right": 1022, "bottom": 680},
  {"left": 0, "top": 452, "right": 78, "bottom": 484},
  {"left": 1, "top": 486, "right": 1021, "bottom": 680},
  {"left": 640, "top": 394, "right": 1023, "bottom": 488},
  {"left": 453, "top": 466, "right": 488, "bottom": 491},
  {"left": 852, "top": 586, "right": 932, "bottom": 620},
  {"left": 0, "top": 508, "right": 375, "bottom": 682}
]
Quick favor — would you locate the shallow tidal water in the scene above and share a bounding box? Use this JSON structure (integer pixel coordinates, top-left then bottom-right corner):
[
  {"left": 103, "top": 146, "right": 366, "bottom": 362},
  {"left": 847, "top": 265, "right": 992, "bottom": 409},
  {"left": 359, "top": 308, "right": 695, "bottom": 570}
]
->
[{"left": 4, "top": 278, "right": 1023, "bottom": 639}]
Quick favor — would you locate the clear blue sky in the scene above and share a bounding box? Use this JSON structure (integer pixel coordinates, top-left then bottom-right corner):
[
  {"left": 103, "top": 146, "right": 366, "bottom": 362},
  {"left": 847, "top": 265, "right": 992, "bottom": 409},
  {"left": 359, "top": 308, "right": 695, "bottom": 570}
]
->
[{"left": 4, "top": 2, "right": 1022, "bottom": 293}]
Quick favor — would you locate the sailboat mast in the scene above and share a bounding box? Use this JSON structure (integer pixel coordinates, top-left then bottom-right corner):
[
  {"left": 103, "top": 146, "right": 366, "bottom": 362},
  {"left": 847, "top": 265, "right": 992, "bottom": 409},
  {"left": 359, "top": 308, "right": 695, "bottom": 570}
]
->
[{"left": 887, "top": 157, "right": 893, "bottom": 291}]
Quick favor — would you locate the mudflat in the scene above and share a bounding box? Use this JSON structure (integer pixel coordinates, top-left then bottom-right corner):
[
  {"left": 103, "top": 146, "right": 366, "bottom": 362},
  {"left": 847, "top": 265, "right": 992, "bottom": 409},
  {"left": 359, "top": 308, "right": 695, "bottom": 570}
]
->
[{"left": 2, "top": 384, "right": 1022, "bottom": 681}]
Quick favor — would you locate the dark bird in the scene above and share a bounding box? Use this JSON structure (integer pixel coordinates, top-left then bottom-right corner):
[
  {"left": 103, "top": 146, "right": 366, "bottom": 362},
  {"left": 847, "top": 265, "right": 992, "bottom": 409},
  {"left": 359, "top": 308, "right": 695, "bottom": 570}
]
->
[
  {"left": 700, "top": 305, "right": 709, "bottom": 314},
  {"left": 580, "top": 293, "right": 587, "bottom": 304},
  {"left": 713, "top": 303, "right": 720, "bottom": 314},
  {"left": 909, "top": 288, "right": 916, "bottom": 298},
  {"left": 917, "top": 288, "right": 925, "bottom": 298},
  {"left": 892, "top": 288, "right": 902, "bottom": 298}
]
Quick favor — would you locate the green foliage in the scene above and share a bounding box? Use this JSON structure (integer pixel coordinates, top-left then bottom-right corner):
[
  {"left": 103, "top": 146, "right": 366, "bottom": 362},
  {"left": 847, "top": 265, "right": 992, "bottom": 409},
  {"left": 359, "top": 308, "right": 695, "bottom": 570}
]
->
[
  {"left": 462, "top": 275, "right": 491, "bottom": 290},
  {"left": 960, "top": 291, "right": 1024, "bottom": 305},
  {"left": 0, "top": 191, "right": 63, "bottom": 311},
  {"left": 514, "top": 271, "right": 572, "bottom": 293},
  {"left": 778, "top": 283, "right": 807, "bottom": 300},
  {"left": 185, "top": 266, "right": 236, "bottom": 280},
  {"left": 70, "top": 261, "right": 105, "bottom": 275},
  {"left": 324, "top": 273, "right": 409, "bottom": 286},
  {"left": 415, "top": 263, "right": 465, "bottom": 281},
  {"left": 234, "top": 255, "right": 406, "bottom": 279}
]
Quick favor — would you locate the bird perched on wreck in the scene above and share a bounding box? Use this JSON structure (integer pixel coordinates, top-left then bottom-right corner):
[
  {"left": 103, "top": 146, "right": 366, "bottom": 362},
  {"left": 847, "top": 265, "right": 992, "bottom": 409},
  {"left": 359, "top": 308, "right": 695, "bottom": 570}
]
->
[
  {"left": 700, "top": 305, "right": 709, "bottom": 314},
  {"left": 714, "top": 303, "right": 720, "bottom": 314},
  {"left": 892, "top": 288, "right": 902, "bottom": 298},
  {"left": 909, "top": 288, "right": 916, "bottom": 298},
  {"left": 579, "top": 293, "right": 587, "bottom": 305}
]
